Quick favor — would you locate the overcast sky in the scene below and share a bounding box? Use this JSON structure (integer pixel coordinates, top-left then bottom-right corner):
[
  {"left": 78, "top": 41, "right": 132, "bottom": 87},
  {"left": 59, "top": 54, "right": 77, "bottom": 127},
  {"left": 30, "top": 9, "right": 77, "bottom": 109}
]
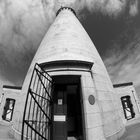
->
[
  {"left": 0, "top": 0, "right": 140, "bottom": 97},
  {"left": 82, "top": 6, "right": 140, "bottom": 95}
]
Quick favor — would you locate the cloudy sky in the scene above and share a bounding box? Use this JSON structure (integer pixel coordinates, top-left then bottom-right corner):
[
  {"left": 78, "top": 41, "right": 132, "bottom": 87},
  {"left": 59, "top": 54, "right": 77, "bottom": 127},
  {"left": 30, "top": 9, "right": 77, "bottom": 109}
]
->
[{"left": 0, "top": 0, "right": 140, "bottom": 96}]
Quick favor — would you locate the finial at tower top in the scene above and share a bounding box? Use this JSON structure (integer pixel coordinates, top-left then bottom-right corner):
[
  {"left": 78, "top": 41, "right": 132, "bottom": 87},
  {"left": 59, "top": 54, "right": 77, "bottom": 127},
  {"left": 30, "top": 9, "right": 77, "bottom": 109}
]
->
[
  {"left": 56, "top": 0, "right": 76, "bottom": 16},
  {"left": 56, "top": 7, "right": 76, "bottom": 16}
]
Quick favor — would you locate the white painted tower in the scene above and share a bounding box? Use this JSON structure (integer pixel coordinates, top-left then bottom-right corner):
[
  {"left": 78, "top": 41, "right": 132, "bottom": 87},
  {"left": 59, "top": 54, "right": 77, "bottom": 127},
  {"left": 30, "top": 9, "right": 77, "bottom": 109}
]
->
[{"left": 11, "top": 6, "right": 125, "bottom": 140}]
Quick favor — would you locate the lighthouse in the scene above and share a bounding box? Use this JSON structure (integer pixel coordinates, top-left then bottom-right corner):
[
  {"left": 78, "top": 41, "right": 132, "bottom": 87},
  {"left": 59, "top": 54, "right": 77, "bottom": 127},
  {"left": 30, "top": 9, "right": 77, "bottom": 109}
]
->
[{"left": 9, "top": 5, "right": 125, "bottom": 140}]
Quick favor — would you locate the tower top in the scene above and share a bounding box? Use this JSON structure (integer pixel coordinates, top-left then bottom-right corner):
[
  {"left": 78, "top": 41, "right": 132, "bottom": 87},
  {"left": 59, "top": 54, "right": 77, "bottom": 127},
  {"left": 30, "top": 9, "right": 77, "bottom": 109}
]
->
[
  {"left": 32, "top": 5, "right": 97, "bottom": 65},
  {"left": 56, "top": 0, "right": 76, "bottom": 16},
  {"left": 56, "top": 7, "right": 76, "bottom": 16}
]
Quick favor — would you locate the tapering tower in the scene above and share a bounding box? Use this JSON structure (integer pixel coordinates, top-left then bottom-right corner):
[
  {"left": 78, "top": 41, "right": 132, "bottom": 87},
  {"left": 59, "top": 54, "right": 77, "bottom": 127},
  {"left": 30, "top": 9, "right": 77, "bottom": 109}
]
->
[{"left": 11, "top": 5, "right": 125, "bottom": 140}]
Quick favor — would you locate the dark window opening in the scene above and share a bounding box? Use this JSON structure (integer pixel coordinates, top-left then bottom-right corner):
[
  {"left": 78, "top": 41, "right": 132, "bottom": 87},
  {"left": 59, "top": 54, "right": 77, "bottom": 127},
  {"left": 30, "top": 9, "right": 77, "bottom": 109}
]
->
[
  {"left": 2, "top": 98, "right": 15, "bottom": 122},
  {"left": 121, "top": 96, "right": 135, "bottom": 120},
  {"left": 51, "top": 75, "right": 85, "bottom": 140}
]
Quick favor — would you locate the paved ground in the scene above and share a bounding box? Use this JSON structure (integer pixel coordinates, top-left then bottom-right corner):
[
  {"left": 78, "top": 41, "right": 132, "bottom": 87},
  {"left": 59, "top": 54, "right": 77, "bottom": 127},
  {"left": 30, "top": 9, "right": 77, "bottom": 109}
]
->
[
  {"left": 119, "top": 123, "right": 140, "bottom": 140},
  {"left": 119, "top": 117, "right": 140, "bottom": 140},
  {"left": 1, "top": 118, "right": 140, "bottom": 140},
  {"left": 0, "top": 124, "right": 14, "bottom": 140}
]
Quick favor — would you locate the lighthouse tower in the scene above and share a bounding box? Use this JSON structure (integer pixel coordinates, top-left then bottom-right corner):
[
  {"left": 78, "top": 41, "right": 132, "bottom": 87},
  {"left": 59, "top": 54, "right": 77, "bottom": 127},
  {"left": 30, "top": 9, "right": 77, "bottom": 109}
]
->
[{"left": 11, "top": 5, "right": 125, "bottom": 140}]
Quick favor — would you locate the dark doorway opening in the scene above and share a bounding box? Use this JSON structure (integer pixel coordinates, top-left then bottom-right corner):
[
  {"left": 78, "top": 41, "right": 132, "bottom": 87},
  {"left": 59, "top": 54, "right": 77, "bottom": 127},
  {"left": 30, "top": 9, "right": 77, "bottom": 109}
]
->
[
  {"left": 51, "top": 75, "right": 84, "bottom": 140},
  {"left": 121, "top": 96, "right": 135, "bottom": 120}
]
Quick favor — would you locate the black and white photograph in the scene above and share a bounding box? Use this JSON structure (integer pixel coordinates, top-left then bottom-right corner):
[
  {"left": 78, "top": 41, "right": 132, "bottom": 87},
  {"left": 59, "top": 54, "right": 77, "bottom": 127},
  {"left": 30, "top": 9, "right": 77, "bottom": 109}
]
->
[{"left": 0, "top": 0, "right": 140, "bottom": 140}]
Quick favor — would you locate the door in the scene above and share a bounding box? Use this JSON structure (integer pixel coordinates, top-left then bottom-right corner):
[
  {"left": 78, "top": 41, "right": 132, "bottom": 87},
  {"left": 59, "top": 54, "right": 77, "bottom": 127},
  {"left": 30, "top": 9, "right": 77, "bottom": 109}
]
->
[
  {"left": 121, "top": 96, "right": 135, "bottom": 120},
  {"left": 51, "top": 76, "right": 85, "bottom": 140},
  {"left": 52, "top": 85, "right": 67, "bottom": 140}
]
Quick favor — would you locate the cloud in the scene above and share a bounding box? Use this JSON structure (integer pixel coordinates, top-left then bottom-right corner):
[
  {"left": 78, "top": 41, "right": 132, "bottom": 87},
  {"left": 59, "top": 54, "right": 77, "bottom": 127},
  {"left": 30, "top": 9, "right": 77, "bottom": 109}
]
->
[
  {"left": 81, "top": 0, "right": 139, "bottom": 17},
  {"left": 0, "top": 0, "right": 55, "bottom": 85},
  {"left": 0, "top": 0, "right": 139, "bottom": 86},
  {"left": 85, "top": 0, "right": 126, "bottom": 17},
  {"left": 56, "top": 0, "right": 139, "bottom": 17},
  {"left": 104, "top": 30, "right": 140, "bottom": 96},
  {"left": 129, "top": 0, "right": 138, "bottom": 16}
]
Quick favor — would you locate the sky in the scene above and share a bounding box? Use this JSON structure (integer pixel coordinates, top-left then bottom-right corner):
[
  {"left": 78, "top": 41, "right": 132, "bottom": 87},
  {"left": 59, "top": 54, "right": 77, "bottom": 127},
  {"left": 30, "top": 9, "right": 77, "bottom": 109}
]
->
[{"left": 0, "top": 0, "right": 140, "bottom": 97}]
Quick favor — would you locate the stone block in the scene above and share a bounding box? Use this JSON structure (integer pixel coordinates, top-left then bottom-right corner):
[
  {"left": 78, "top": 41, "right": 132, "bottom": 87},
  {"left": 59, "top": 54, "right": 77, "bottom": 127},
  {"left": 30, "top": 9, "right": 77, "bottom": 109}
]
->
[
  {"left": 97, "top": 91, "right": 114, "bottom": 101},
  {"left": 83, "top": 99, "right": 101, "bottom": 114},
  {"left": 86, "top": 126, "right": 105, "bottom": 140},
  {"left": 95, "top": 81, "right": 113, "bottom": 92},
  {"left": 82, "top": 87, "right": 96, "bottom": 100},
  {"left": 99, "top": 100, "right": 115, "bottom": 112},
  {"left": 86, "top": 113, "right": 103, "bottom": 128},
  {"left": 103, "top": 120, "right": 118, "bottom": 137},
  {"left": 81, "top": 75, "right": 95, "bottom": 88}
]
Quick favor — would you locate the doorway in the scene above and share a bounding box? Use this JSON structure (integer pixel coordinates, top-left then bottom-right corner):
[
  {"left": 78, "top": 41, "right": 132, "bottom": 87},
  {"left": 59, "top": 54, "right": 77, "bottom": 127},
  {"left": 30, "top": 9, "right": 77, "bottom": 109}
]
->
[
  {"left": 51, "top": 76, "right": 84, "bottom": 140},
  {"left": 121, "top": 96, "right": 135, "bottom": 120}
]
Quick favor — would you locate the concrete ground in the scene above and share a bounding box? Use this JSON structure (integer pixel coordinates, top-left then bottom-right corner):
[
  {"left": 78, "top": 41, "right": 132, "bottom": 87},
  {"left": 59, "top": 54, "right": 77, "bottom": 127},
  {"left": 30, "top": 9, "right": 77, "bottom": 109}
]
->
[
  {"left": 0, "top": 124, "right": 14, "bottom": 140},
  {"left": 119, "top": 117, "right": 140, "bottom": 140},
  {"left": 1, "top": 118, "right": 140, "bottom": 140}
]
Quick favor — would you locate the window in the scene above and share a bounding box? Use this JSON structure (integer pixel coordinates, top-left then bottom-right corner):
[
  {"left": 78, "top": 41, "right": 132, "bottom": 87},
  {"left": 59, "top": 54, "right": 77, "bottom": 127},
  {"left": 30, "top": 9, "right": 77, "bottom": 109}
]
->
[
  {"left": 121, "top": 96, "right": 135, "bottom": 120},
  {"left": 2, "top": 98, "right": 15, "bottom": 122}
]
